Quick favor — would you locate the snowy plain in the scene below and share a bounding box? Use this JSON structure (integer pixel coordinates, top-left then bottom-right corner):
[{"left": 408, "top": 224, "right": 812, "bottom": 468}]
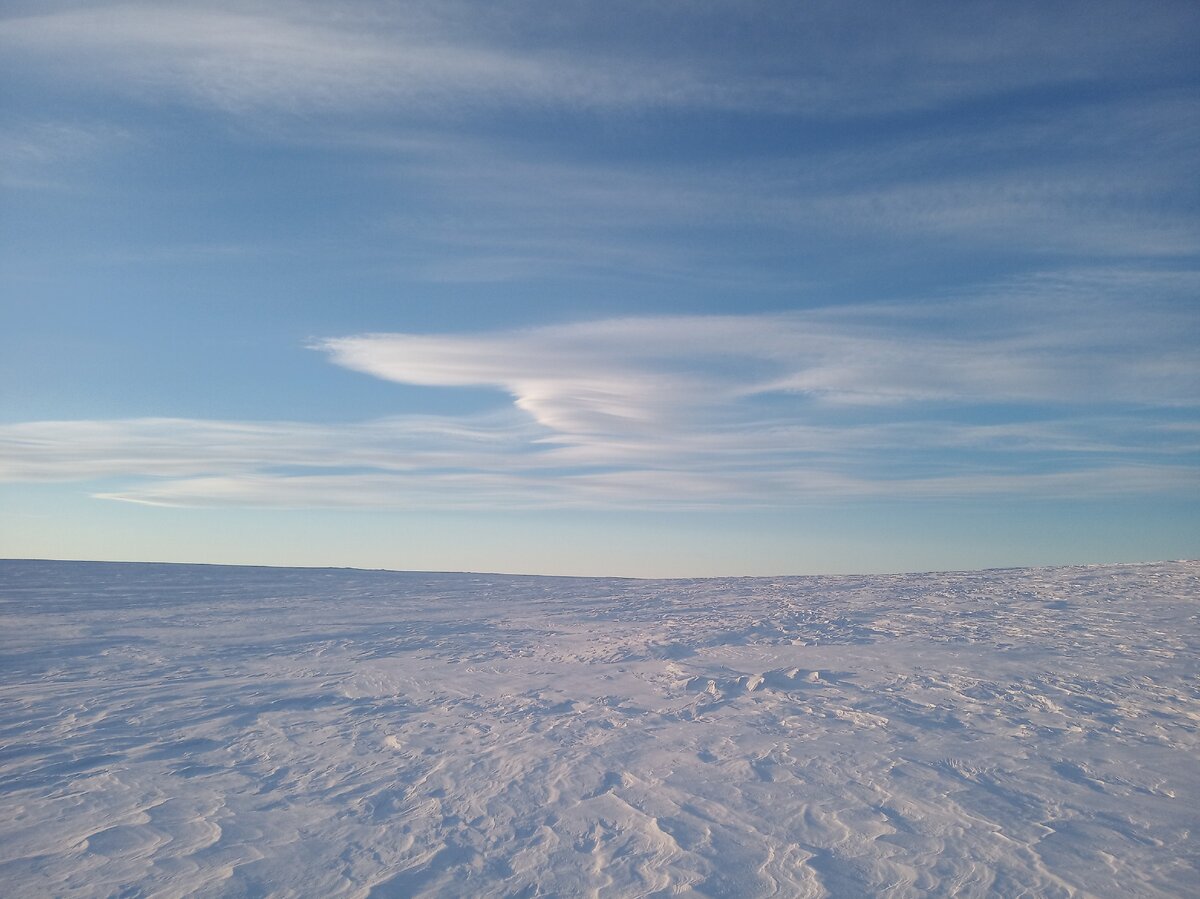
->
[{"left": 0, "top": 559, "right": 1197, "bottom": 898}]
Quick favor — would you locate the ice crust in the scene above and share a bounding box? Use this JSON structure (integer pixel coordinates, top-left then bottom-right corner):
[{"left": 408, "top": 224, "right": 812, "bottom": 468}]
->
[{"left": 1, "top": 559, "right": 1197, "bottom": 897}]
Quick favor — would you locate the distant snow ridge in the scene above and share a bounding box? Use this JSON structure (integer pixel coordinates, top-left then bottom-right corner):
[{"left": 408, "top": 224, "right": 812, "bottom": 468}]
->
[{"left": 1, "top": 560, "right": 1197, "bottom": 897}]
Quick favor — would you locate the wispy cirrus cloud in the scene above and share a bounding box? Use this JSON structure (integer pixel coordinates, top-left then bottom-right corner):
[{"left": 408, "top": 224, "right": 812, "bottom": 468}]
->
[
  {"left": 358, "top": 86, "right": 1200, "bottom": 286},
  {"left": 0, "top": 3, "right": 777, "bottom": 115},
  {"left": 4, "top": 2, "right": 1195, "bottom": 117},
  {"left": 0, "top": 120, "right": 132, "bottom": 190},
  {"left": 0, "top": 412, "right": 542, "bottom": 482},
  {"left": 5, "top": 2, "right": 1196, "bottom": 286}
]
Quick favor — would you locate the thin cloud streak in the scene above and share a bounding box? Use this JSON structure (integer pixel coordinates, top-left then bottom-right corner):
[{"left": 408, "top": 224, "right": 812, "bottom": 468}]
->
[
  {"left": 0, "top": 413, "right": 542, "bottom": 481},
  {"left": 2, "top": 412, "right": 1193, "bottom": 486},
  {"left": 363, "top": 90, "right": 1200, "bottom": 286},
  {"left": 92, "top": 465, "right": 1200, "bottom": 510},
  {"left": 0, "top": 3, "right": 784, "bottom": 115}
]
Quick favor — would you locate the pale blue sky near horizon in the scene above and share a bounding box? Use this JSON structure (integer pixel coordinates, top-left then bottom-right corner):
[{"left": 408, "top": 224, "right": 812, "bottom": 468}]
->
[{"left": 2, "top": 1, "right": 1198, "bottom": 576}]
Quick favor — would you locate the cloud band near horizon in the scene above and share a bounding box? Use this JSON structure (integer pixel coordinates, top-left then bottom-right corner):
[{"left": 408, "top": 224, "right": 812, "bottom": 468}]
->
[{"left": 4, "top": 289, "right": 1197, "bottom": 510}]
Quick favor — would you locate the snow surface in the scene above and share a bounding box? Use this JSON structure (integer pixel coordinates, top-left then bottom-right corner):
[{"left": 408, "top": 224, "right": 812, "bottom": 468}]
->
[{"left": 1, "top": 559, "right": 1197, "bottom": 898}]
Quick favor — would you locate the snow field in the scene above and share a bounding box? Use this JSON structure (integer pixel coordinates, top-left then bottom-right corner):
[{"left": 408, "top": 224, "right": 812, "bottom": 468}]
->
[{"left": 1, "top": 560, "right": 1197, "bottom": 896}]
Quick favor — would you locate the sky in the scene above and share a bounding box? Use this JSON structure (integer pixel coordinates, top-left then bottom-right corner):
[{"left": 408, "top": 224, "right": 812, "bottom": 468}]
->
[{"left": 1, "top": 0, "right": 1198, "bottom": 577}]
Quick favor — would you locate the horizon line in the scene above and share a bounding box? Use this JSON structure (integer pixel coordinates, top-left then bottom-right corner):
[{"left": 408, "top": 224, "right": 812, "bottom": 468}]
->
[{"left": 2, "top": 555, "right": 1193, "bottom": 583}]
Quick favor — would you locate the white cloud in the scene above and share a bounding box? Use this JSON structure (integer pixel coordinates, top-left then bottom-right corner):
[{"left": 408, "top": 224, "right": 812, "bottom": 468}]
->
[
  {"left": 89, "top": 464, "right": 1200, "bottom": 510},
  {"left": 2, "top": 279, "right": 1196, "bottom": 509},
  {"left": 0, "top": 3, "right": 757, "bottom": 114},
  {"left": 5, "top": 4, "right": 1195, "bottom": 277},
  {"left": 354, "top": 87, "right": 1200, "bottom": 286},
  {"left": 0, "top": 120, "right": 132, "bottom": 190},
  {"left": 317, "top": 287, "right": 1200, "bottom": 428},
  {"left": 0, "top": 413, "right": 541, "bottom": 482},
  {"left": 4, "top": 2, "right": 1195, "bottom": 117}
]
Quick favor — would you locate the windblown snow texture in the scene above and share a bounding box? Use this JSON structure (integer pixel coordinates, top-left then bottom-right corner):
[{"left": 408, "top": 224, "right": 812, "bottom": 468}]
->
[{"left": 1, "top": 560, "right": 1197, "bottom": 897}]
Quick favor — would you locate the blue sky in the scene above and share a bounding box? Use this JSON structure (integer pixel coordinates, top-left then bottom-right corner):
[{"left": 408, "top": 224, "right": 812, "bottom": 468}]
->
[{"left": 1, "top": 1, "right": 1198, "bottom": 576}]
